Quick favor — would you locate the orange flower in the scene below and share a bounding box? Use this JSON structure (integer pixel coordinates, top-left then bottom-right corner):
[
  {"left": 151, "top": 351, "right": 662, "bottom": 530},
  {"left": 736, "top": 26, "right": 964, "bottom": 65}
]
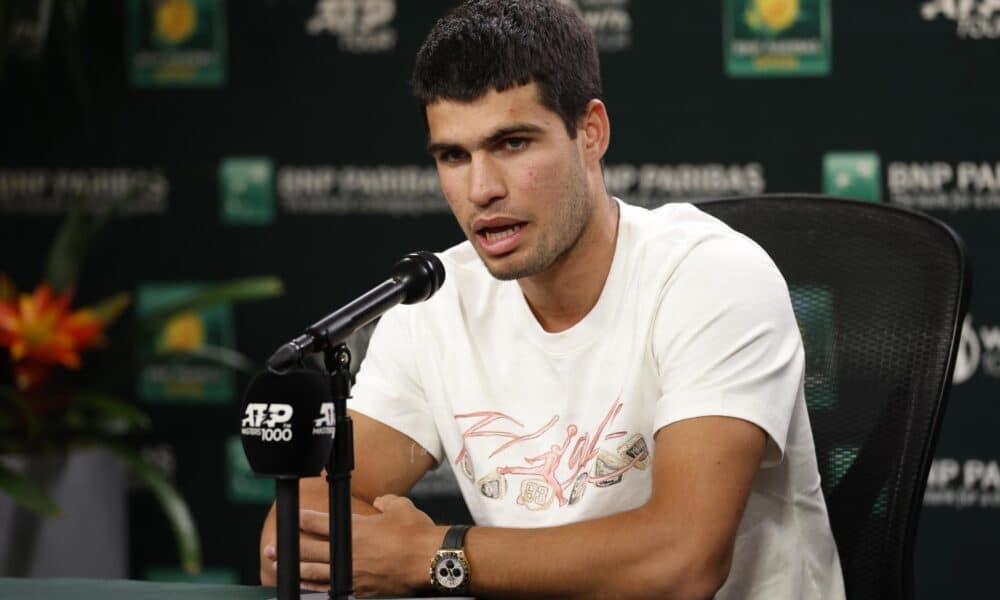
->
[{"left": 0, "top": 284, "right": 106, "bottom": 389}]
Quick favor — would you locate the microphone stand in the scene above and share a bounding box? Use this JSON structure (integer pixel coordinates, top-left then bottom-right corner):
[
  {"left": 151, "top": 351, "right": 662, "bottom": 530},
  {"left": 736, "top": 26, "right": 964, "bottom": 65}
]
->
[{"left": 324, "top": 344, "right": 354, "bottom": 600}]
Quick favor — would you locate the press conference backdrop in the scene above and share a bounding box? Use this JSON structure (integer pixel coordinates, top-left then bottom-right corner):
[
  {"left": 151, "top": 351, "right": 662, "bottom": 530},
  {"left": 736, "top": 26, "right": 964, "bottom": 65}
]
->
[{"left": 0, "top": 0, "right": 997, "bottom": 596}]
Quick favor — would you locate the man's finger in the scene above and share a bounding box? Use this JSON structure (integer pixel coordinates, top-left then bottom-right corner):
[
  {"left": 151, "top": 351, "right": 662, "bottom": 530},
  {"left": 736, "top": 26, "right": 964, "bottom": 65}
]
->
[
  {"left": 300, "top": 531, "right": 330, "bottom": 563},
  {"left": 372, "top": 494, "right": 413, "bottom": 512},
  {"left": 300, "top": 509, "right": 330, "bottom": 535},
  {"left": 301, "top": 562, "right": 331, "bottom": 583}
]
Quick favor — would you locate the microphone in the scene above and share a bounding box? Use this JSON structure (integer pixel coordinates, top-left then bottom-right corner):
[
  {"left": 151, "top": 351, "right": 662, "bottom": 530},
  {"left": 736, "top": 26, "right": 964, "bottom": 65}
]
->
[
  {"left": 267, "top": 251, "right": 445, "bottom": 373},
  {"left": 241, "top": 368, "right": 334, "bottom": 600}
]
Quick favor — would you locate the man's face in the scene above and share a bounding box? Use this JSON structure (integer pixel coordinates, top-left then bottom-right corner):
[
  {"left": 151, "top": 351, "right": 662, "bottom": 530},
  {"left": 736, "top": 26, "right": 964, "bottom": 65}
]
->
[{"left": 426, "top": 83, "right": 593, "bottom": 281}]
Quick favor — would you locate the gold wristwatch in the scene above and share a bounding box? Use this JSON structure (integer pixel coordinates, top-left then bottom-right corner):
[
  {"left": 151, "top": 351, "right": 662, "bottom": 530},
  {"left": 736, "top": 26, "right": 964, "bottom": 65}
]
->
[{"left": 429, "top": 524, "right": 471, "bottom": 595}]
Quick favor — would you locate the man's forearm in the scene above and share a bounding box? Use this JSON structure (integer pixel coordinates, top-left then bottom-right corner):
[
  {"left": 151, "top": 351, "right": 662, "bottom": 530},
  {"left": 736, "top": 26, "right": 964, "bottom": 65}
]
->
[{"left": 450, "top": 502, "right": 724, "bottom": 600}]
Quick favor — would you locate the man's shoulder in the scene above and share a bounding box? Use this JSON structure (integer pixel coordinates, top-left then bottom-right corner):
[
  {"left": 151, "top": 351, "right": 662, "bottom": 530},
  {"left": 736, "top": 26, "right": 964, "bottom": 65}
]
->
[{"left": 620, "top": 200, "right": 779, "bottom": 281}]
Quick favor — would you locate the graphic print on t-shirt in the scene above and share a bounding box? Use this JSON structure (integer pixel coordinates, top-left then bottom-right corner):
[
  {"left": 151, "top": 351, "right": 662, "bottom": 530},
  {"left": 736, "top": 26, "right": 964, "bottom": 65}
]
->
[{"left": 453, "top": 397, "right": 649, "bottom": 511}]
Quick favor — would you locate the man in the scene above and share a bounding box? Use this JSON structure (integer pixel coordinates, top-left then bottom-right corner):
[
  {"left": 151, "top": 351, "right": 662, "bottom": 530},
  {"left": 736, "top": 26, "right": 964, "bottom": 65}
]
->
[{"left": 260, "top": 1, "right": 845, "bottom": 597}]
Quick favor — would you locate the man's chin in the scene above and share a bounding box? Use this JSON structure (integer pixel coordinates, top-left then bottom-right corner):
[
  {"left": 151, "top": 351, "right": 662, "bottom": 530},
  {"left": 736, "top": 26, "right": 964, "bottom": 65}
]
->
[{"left": 479, "top": 253, "right": 538, "bottom": 281}]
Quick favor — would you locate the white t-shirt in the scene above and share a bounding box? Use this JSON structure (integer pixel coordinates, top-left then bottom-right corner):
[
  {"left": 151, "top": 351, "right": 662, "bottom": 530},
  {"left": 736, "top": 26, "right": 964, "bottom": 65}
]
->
[{"left": 350, "top": 200, "right": 845, "bottom": 599}]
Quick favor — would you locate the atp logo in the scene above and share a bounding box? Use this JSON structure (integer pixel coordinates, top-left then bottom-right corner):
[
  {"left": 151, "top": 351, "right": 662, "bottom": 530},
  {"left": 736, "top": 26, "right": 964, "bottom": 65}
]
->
[
  {"left": 313, "top": 402, "right": 336, "bottom": 435},
  {"left": 241, "top": 403, "right": 294, "bottom": 442},
  {"left": 921, "top": 0, "right": 1000, "bottom": 38},
  {"left": 306, "top": 0, "right": 397, "bottom": 52}
]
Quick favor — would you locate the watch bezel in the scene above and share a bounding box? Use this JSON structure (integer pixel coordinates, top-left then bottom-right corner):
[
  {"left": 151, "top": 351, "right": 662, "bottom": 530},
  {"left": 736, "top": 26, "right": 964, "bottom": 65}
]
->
[{"left": 429, "top": 549, "right": 470, "bottom": 594}]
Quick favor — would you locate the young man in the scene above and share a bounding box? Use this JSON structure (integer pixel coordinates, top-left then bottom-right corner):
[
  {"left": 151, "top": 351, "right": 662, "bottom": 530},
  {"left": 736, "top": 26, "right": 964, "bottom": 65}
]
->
[{"left": 260, "top": 1, "right": 845, "bottom": 597}]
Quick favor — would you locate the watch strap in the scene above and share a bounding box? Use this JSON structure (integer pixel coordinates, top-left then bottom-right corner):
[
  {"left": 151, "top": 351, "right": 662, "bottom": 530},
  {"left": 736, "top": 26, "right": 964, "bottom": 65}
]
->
[{"left": 442, "top": 524, "right": 470, "bottom": 550}]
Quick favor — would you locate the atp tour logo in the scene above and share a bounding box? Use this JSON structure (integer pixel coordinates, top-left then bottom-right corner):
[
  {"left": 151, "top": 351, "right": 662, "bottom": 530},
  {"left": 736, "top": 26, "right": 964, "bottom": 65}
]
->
[
  {"left": 953, "top": 314, "right": 1000, "bottom": 384},
  {"left": 921, "top": 0, "right": 1000, "bottom": 39},
  {"left": 241, "top": 403, "right": 294, "bottom": 442},
  {"left": 306, "top": 0, "right": 396, "bottom": 53},
  {"left": 313, "top": 402, "right": 336, "bottom": 435}
]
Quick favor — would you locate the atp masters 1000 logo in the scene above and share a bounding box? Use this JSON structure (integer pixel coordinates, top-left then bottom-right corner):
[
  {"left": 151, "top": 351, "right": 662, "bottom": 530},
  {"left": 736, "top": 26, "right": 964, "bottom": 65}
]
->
[
  {"left": 921, "top": 0, "right": 1000, "bottom": 39},
  {"left": 306, "top": 0, "right": 396, "bottom": 53}
]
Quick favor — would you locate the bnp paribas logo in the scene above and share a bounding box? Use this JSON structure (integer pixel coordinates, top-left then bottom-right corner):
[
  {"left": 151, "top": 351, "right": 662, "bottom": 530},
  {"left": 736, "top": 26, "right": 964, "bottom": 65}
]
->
[
  {"left": 219, "top": 157, "right": 275, "bottom": 225},
  {"left": 724, "top": 0, "right": 832, "bottom": 77},
  {"left": 822, "top": 152, "right": 882, "bottom": 202}
]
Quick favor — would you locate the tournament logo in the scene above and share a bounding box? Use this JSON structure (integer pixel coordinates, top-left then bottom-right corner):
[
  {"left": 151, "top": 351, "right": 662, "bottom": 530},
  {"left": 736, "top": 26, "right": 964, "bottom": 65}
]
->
[
  {"left": 219, "top": 157, "right": 275, "bottom": 225},
  {"left": 724, "top": 0, "right": 832, "bottom": 77},
  {"left": 822, "top": 152, "right": 882, "bottom": 202},
  {"left": 277, "top": 164, "right": 447, "bottom": 215},
  {"left": 887, "top": 160, "right": 1000, "bottom": 211},
  {"left": 604, "top": 162, "right": 766, "bottom": 206},
  {"left": 0, "top": 168, "right": 169, "bottom": 215},
  {"left": 559, "top": 0, "right": 633, "bottom": 52},
  {"left": 953, "top": 314, "right": 1000, "bottom": 384},
  {"left": 136, "top": 283, "right": 235, "bottom": 404},
  {"left": 921, "top": 0, "right": 1000, "bottom": 39},
  {"left": 925, "top": 457, "right": 1000, "bottom": 510},
  {"left": 241, "top": 402, "right": 294, "bottom": 441},
  {"left": 306, "top": 0, "right": 397, "bottom": 53},
  {"left": 127, "top": 0, "right": 227, "bottom": 88}
]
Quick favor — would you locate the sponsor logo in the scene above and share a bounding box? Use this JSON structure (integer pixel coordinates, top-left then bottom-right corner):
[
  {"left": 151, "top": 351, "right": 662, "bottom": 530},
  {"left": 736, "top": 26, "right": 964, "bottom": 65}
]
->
[
  {"left": 136, "top": 284, "right": 235, "bottom": 404},
  {"left": 925, "top": 457, "right": 1000, "bottom": 509},
  {"left": 0, "top": 168, "right": 169, "bottom": 215},
  {"left": 888, "top": 161, "right": 1000, "bottom": 211},
  {"left": 822, "top": 152, "right": 881, "bottom": 202},
  {"left": 604, "top": 162, "right": 766, "bottom": 206},
  {"left": 921, "top": 0, "right": 1000, "bottom": 39},
  {"left": 724, "top": 0, "right": 832, "bottom": 77},
  {"left": 313, "top": 402, "right": 336, "bottom": 435},
  {"left": 306, "top": 0, "right": 397, "bottom": 53},
  {"left": 225, "top": 435, "right": 274, "bottom": 503},
  {"left": 277, "top": 165, "right": 446, "bottom": 215},
  {"left": 127, "top": 0, "right": 227, "bottom": 88},
  {"left": 241, "top": 402, "right": 294, "bottom": 441},
  {"left": 219, "top": 157, "right": 275, "bottom": 225},
  {"left": 559, "top": 0, "right": 633, "bottom": 52},
  {"left": 953, "top": 314, "right": 1000, "bottom": 384}
]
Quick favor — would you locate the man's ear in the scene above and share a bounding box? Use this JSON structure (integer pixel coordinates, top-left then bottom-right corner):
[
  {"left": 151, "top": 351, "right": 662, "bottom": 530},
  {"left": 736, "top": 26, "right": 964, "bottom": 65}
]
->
[{"left": 579, "top": 99, "right": 611, "bottom": 166}]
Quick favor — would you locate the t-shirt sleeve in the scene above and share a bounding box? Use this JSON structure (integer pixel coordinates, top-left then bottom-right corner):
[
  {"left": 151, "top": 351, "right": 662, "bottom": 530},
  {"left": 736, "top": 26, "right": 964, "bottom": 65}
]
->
[
  {"left": 651, "top": 235, "right": 804, "bottom": 467},
  {"left": 348, "top": 306, "right": 444, "bottom": 462}
]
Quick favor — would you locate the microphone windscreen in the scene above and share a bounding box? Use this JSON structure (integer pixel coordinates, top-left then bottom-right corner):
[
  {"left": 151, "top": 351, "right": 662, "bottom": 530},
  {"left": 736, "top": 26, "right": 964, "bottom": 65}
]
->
[
  {"left": 240, "top": 368, "right": 334, "bottom": 477},
  {"left": 394, "top": 251, "right": 446, "bottom": 304}
]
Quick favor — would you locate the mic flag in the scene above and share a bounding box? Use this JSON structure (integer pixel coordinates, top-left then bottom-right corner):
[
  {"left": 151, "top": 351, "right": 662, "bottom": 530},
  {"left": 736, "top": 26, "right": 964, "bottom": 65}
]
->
[{"left": 240, "top": 368, "right": 334, "bottom": 478}]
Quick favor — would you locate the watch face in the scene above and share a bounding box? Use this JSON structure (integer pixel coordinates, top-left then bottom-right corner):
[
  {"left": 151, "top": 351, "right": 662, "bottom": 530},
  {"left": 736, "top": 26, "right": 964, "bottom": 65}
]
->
[{"left": 433, "top": 551, "right": 467, "bottom": 590}]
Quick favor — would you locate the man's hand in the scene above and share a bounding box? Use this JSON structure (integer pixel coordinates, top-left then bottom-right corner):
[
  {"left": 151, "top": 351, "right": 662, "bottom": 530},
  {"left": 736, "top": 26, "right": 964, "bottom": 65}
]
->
[
  {"left": 353, "top": 495, "right": 444, "bottom": 596},
  {"left": 263, "top": 496, "right": 444, "bottom": 596}
]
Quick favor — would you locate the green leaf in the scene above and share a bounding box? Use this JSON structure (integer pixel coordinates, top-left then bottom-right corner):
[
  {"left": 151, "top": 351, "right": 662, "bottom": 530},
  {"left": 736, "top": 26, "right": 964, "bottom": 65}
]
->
[
  {"left": 90, "top": 291, "right": 132, "bottom": 324},
  {"left": 109, "top": 445, "right": 202, "bottom": 575},
  {"left": 136, "top": 277, "right": 283, "bottom": 339},
  {"left": 44, "top": 207, "right": 94, "bottom": 293},
  {"left": 73, "top": 391, "right": 151, "bottom": 430},
  {"left": 43, "top": 177, "right": 156, "bottom": 292},
  {"left": 152, "top": 345, "right": 257, "bottom": 374},
  {"left": 0, "top": 463, "right": 61, "bottom": 516}
]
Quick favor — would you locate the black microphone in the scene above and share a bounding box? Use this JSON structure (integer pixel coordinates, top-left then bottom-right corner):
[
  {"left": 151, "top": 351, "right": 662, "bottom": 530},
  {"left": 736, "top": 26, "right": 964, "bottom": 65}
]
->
[
  {"left": 267, "top": 251, "right": 445, "bottom": 373},
  {"left": 241, "top": 368, "right": 334, "bottom": 600}
]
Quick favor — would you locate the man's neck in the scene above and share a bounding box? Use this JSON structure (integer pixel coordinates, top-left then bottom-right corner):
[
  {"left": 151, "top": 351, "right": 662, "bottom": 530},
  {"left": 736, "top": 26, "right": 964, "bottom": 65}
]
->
[{"left": 518, "top": 193, "right": 619, "bottom": 333}]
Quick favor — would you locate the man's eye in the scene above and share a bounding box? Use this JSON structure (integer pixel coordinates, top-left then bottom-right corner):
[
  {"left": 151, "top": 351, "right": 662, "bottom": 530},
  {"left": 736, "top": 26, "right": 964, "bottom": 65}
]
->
[
  {"left": 438, "top": 150, "right": 467, "bottom": 163},
  {"left": 504, "top": 138, "right": 529, "bottom": 151}
]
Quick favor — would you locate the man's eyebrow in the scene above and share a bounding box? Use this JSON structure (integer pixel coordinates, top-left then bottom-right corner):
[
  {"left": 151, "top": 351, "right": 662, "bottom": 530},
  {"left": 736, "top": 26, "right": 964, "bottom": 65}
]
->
[{"left": 426, "top": 123, "right": 546, "bottom": 155}]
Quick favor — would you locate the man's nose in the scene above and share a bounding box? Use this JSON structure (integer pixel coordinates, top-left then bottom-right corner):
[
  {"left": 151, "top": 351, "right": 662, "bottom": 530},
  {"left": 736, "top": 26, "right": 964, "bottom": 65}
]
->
[{"left": 468, "top": 153, "right": 506, "bottom": 207}]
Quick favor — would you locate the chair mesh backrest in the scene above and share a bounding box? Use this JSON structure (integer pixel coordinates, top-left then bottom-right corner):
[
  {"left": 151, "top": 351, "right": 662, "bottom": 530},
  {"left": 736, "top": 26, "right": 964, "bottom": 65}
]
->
[{"left": 696, "top": 195, "right": 970, "bottom": 600}]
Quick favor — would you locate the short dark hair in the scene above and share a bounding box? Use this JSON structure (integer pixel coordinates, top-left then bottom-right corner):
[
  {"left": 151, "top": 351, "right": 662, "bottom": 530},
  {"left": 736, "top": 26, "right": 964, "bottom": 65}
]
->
[{"left": 412, "top": 0, "right": 602, "bottom": 138}]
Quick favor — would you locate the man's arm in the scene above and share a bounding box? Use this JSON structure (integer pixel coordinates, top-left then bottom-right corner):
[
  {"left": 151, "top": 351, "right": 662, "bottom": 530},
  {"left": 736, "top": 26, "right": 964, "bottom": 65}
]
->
[
  {"left": 348, "top": 414, "right": 766, "bottom": 599},
  {"left": 259, "top": 409, "right": 436, "bottom": 586}
]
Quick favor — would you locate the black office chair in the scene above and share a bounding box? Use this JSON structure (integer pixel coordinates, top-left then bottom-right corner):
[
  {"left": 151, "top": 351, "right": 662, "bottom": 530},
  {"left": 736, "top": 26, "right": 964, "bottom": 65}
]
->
[{"left": 696, "top": 194, "right": 971, "bottom": 600}]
